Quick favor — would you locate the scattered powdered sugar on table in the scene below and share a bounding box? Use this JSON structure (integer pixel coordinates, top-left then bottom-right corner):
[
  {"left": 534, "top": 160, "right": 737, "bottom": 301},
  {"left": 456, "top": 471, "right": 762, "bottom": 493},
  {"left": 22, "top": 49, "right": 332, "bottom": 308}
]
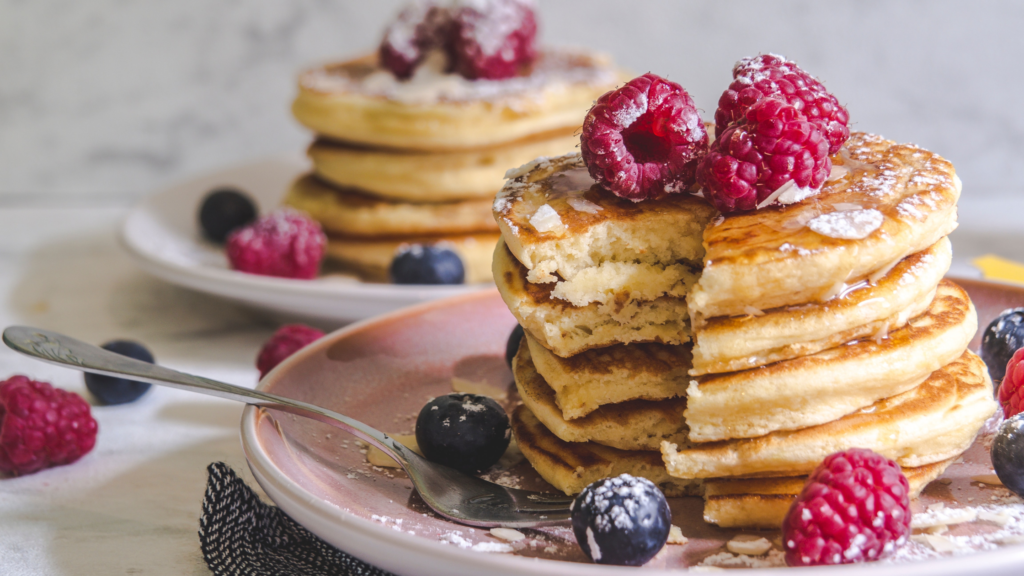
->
[{"left": 808, "top": 208, "right": 884, "bottom": 240}]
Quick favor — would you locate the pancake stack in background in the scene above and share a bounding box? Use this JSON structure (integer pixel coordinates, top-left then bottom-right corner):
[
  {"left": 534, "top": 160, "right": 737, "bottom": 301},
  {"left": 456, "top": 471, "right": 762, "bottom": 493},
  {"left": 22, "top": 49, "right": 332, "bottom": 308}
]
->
[
  {"left": 496, "top": 132, "right": 998, "bottom": 529},
  {"left": 282, "top": 2, "right": 622, "bottom": 283}
]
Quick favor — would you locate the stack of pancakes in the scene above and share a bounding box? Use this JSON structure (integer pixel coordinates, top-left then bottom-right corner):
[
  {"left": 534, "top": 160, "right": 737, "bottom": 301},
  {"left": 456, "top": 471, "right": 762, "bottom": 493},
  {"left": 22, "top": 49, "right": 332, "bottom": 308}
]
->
[
  {"left": 283, "top": 49, "right": 621, "bottom": 283},
  {"left": 495, "top": 132, "right": 999, "bottom": 529}
]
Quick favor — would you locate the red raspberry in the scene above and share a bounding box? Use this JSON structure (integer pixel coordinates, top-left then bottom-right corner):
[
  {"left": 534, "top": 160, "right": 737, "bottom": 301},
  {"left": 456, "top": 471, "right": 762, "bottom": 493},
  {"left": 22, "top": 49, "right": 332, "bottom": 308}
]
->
[
  {"left": 697, "top": 97, "right": 830, "bottom": 213},
  {"left": 0, "top": 376, "right": 98, "bottom": 476},
  {"left": 783, "top": 449, "right": 910, "bottom": 567},
  {"left": 580, "top": 73, "right": 709, "bottom": 202},
  {"left": 226, "top": 210, "right": 326, "bottom": 280},
  {"left": 999, "top": 348, "right": 1024, "bottom": 418},
  {"left": 448, "top": 0, "right": 537, "bottom": 80},
  {"left": 256, "top": 324, "right": 325, "bottom": 379},
  {"left": 715, "top": 54, "right": 849, "bottom": 155},
  {"left": 379, "top": 2, "right": 452, "bottom": 80}
]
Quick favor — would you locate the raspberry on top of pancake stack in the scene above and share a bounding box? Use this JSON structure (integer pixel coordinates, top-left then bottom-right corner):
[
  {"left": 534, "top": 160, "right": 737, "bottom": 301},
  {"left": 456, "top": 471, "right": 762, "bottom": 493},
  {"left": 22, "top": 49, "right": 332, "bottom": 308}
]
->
[
  {"left": 284, "top": 0, "right": 622, "bottom": 283},
  {"left": 496, "top": 55, "right": 997, "bottom": 541}
]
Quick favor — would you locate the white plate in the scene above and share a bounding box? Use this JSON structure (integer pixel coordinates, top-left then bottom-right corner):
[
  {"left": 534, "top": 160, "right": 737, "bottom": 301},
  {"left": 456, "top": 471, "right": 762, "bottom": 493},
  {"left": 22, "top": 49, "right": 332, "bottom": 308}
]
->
[{"left": 120, "top": 155, "right": 488, "bottom": 325}]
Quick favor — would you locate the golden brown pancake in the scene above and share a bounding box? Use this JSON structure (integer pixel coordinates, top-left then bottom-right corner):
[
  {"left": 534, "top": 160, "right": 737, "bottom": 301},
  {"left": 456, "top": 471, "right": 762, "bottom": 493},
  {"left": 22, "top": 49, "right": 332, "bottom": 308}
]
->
[
  {"left": 493, "top": 238, "right": 691, "bottom": 357},
  {"left": 662, "top": 350, "right": 997, "bottom": 479},
  {"left": 308, "top": 129, "right": 580, "bottom": 203},
  {"left": 690, "top": 236, "right": 952, "bottom": 375},
  {"left": 292, "top": 49, "right": 620, "bottom": 150},
  {"left": 513, "top": 338, "right": 690, "bottom": 451},
  {"left": 689, "top": 132, "right": 961, "bottom": 319},
  {"left": 284, "top": 174, "right": 497, "bottom": 237},
  {"left": 525, "top": 333, "right": 690, "bottom": 421},
  {"left": 686, "top": 280, "right": 978, "bottom": 441},
  {"left": 326, "top": 232, "right": 498, "bottom": 283}
]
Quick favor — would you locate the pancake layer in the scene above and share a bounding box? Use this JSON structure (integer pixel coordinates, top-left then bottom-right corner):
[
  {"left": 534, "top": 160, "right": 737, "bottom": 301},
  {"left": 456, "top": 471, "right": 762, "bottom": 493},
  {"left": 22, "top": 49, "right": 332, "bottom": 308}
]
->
[
  {"left": 326, "top": 233, "right": 498, "bottom": 284},
  {"left": 689, "top": 132, "right": 961, "bottom": 319},
  {"left": 690, "top": 236, "right": 952, "bottom": 375},
  {"left": 494, "top": 239, "right": 690, "bottom": 356},
  {"left": 525, "top": 333, "right": 690, "bottom": 420},
  {"left": 494, "top": 153, "right": 717, "bottom": 285},
  {"left": 285, "top": 175, "right": 497, "bottom": 237},
  {"left": 662, "top": 350, "right": 997, "bottom": 479},
  {"left": 293, "top": 49, "right": 620, "bottom": 150},
  {"left": 308, "top": 129, "right": 580, "bottom": 203},
  {"left": 513, "top": 339, "right": 690, "bottom": 451},
  {"left": 686, "top": 280, "right": 977, "bottom": 441}
]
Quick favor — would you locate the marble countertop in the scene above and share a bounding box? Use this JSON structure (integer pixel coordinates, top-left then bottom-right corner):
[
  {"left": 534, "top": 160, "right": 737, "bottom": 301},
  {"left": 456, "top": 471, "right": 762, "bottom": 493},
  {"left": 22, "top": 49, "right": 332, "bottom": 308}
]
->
[{"left": 0, "top": 199, "right": 1017, "bottom": 575}]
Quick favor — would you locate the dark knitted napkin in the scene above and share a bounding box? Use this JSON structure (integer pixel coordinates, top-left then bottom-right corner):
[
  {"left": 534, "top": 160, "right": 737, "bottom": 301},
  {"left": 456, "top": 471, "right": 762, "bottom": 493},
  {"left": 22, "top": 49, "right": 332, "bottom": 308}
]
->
[{"left": 199, "top": 462, "right": 393, "bottom": 576}]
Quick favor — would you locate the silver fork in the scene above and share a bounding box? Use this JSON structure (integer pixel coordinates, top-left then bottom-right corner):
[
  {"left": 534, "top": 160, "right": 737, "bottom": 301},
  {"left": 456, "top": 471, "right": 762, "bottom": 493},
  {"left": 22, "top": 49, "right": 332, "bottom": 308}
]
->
[{"left": 2, "top": 325, "right": 572, "bottom": 528}]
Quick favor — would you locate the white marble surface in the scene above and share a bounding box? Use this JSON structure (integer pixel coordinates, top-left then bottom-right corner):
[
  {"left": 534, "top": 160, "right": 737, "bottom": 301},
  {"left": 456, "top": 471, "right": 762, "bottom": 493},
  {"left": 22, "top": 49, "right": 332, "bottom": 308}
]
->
[{"left": 1, "top": 0, "right": 1022, "bottom": 207}]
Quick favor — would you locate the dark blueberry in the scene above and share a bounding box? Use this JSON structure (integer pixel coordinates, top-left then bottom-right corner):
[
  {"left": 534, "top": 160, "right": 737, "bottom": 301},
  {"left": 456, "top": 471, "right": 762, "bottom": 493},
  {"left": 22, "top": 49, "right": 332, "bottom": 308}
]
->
[
  {"left": 199, "top": 188, "right": 258, "bottom": 243},
  {"left": 390, "top": 245, "right": 465, "bottom": 285},
  {"left": 982, "top": 308, "right": 1024, "bottom": 386},
  {"left": 505, "top": 324, "right": 524, "bottom": 369},
  {"left": 571, "top": 474, "right": 671, "bottom": 566},
  {"left": 415, "top": 393, "right": 509, "bottom": 473},
  {"left": 992, "top": 413, "right": 1024, "bottom": 498},
  {"left": 84, "top": 340, "right": 155, "bottom": 405}
]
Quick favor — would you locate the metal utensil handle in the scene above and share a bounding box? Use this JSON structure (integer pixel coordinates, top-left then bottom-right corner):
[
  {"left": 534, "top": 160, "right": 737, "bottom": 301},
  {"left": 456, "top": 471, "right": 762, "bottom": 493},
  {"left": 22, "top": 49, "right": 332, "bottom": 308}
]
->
[{"left": 1, "top": 325, "right": 414, "bottom": 468}]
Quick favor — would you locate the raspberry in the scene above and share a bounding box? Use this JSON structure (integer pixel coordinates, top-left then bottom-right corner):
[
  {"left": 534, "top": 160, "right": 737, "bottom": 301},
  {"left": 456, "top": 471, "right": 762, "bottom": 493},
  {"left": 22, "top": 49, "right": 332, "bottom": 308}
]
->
[
  {"left": 783, "top": 449, "right": 910, "bottom": 567},
  {"left": 697, "top": 97, "right": 830, "bottom": 213},
  {"left": 256, "top": 324, "right": 325, "bottom": 379},
  {"left": 0, "top": 376, "right": 98, "bottom": 476},
  {"left": 448, "top": 0, "right": 537, "bottom": 80},
  {"left": 379, "top": 2, "right": 452, "bottom": 80},
  {"left": 999, "top": 348, "right": 1024, "bottom": 419},
  {"left": 715, "top": 54, "right": 849, "bottom": 155},
  {"left": 580, "top": 73, "right": 709, "bottom": 202},
  {"left": 226, "top": 210, "right": 326, "bottom": 280}
]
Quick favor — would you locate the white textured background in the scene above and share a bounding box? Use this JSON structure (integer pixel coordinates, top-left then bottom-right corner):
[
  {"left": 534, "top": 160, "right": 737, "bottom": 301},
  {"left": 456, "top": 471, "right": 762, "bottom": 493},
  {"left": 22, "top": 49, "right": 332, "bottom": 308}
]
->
[{"left": 2, "top": 0, "right": 1021, "bottom": 210}]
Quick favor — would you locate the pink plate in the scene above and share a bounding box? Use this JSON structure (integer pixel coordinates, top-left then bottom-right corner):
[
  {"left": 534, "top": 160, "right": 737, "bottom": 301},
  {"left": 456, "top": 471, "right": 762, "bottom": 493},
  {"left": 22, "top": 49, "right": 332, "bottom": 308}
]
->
[{"left": 241, "top": 281, "right": 1024, "bottom": 576}]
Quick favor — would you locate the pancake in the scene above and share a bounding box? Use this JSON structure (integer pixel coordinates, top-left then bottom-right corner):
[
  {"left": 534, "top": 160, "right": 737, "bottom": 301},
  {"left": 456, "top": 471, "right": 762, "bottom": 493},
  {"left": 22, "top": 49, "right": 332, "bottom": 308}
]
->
[
  {"left": 494, "top": 153, "right": 717, "bottom": 286},
  {"left": 686, "top": 280, "right": 977, "bottom": 441},
  {"left": 284, "top": 174, "right": 497, "bottom": 237},
  {"left": 292, "top": 49, "right": 620, "bottom": 151},
  {"left": 326, "top": 232, "right": 498, "bottom": 283},
  {"left": 525, "top": 333, "right": 690, "bottom": 420},
  {"left": 689, "top": 132, "right": 961, "bottom": 319},
  {"left": 690, "top": 236, "right": 952, "bottom": 375},
  {"left": 511, "top": 404, "right": 950, "bottom": 529},
  {"left": 308, "top": 129, "right": 580, "bottom": 203},
  {"left": 513, "top": 338, "right": 690, "bottom": 451},
  {"left": 510, "top": 405, "right": 700, "bottom": 497},
  {"left": 702, "top": 458, "right": 952, "bottom": 529},
  {"left": 494, "top": 238, "right": 691, "bottom": 357},
  {"left": 662, "top": 350, "right": 997, "bottom": 479}
]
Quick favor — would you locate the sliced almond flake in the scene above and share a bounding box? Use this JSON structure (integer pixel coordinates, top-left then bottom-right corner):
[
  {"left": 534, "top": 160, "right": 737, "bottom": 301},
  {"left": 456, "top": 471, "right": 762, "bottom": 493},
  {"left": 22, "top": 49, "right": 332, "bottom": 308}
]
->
[
  {"left": 808, "top": 208, "right": 884, "bottom": 240},
  {"left": 567, "top": 196, "right": 603, "bottom": 214},
  {"left": 452, "top": 377, "right": 508, "bottom": 402},
  {"left": 978, "top": 510, "right": 1012, "bottom": 527},
  {"left": 726, "top": 535, "right": 772, "bottom": 556},
  {"left": 827, "top": 165, "right": 850, "bottom": 181},
  {"left": 830, "top": 202, "right": 863, "bottom": 211},
  {"left": 755, "top": 181, "right": 790, "bottom": 209},
  {"left": 490, "top": 528, "right": 526, "bottom": 542},
  {"left": 971, "top": 474, "right": 1003, "bottom": 486},
  {"left": 743, "top": 306, "right": 766, "bottom": 317},
  {"left": 919, "top": 533, "right": 960, "bottom": 553},
  {"left": 367, "top": 434, "right": 421, "bottom": 468}
]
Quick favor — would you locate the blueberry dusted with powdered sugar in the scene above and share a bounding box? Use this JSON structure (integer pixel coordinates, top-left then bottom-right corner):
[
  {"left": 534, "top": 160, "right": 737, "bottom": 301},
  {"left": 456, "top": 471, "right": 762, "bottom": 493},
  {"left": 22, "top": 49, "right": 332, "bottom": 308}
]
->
[
  {"left": 415, "top": 393, "right": 509, "bottom": 473},
  {"left": 570, "top": 474, "right": 671, "bottom": 566},
  {"left": 982, "top": 308, "right": 1024, "bottom": 385}
]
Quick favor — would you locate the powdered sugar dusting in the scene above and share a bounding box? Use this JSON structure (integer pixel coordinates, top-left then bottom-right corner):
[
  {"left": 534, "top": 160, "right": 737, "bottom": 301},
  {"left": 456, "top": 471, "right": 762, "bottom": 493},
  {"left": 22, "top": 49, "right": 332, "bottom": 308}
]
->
[
  {"left": 808, "top": 208, "right": 884, "bottom": 240},
  {"left": 612, "top": 91, "right": 647, "bottom": 128}
]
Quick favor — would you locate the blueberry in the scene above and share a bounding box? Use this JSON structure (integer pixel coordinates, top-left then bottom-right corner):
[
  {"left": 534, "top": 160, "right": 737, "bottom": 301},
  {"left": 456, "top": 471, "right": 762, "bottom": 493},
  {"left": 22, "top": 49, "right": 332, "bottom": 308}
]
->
[
  {"left": 199, "top": 188, "right": 258, "bottom": 243},
  {"left": 505, "top": 324, "right": 524, "bottom": 368},
  {"left": 992, "top": 413, "right": 1024, "bottom": 498},
  {"left": 390, "top": 245, "right": 465, "bottom": 285},
  {"left": 982, "top": 308, "right": 1024, "bottom": 385},
  {"left": 571, "top": 474, "right": 671, "bottom": 566},
  {"left": 415, "top": 393, "right": 509, "bottom": 473},
  {"left": 84, "top": 340, "right": 155, "bottom": 405}
]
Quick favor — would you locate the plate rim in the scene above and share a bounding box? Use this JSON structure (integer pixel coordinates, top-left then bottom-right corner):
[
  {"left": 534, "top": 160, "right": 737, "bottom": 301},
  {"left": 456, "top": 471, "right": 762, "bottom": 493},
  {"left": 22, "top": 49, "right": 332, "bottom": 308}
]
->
[{"left": 239, "top": 282, "right": 1024, "bottom": 576}]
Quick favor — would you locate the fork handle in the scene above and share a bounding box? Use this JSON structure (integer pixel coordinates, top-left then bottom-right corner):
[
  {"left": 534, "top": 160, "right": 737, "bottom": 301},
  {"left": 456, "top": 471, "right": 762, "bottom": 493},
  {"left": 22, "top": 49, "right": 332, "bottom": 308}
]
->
[{"left": 2, "top": 325, "right": 416, "bottom": 469}]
